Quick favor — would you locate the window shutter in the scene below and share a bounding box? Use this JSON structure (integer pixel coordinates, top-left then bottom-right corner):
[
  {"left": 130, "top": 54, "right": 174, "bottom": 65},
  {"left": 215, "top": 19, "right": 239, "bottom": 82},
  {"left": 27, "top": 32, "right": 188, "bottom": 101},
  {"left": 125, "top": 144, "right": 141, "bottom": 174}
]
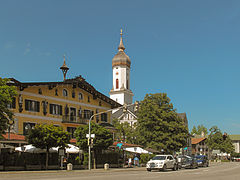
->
[
  {"left": 36, "top": 101, "right": 40, "bottom": 112},
  {"left": 60, "top": 105, "right": 62, "bottom": 115},
  {"left": 25, "top": 100, "right": 28, "bottom": 110},
  {"left": 50, "top": 104, "right": 53, "bottom": 114}
]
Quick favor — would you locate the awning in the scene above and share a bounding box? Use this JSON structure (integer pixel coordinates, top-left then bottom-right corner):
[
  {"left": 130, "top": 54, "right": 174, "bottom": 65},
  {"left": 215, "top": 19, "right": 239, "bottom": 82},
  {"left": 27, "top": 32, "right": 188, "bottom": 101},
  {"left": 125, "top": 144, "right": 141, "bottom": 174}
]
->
[{"left": 123, "top": 147, "right": 152, "bottom": 154}]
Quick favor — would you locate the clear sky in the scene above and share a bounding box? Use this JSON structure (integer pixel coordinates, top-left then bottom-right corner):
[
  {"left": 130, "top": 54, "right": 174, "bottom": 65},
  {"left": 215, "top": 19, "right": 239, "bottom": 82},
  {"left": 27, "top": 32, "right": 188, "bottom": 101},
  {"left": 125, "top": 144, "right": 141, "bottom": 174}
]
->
[{"left": 1, "top": 0, "right": 240, "bottom": 134}]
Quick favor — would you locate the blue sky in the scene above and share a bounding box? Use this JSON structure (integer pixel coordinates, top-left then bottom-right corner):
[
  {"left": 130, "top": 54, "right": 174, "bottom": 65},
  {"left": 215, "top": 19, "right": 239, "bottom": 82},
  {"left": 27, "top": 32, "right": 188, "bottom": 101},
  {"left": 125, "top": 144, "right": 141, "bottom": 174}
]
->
[{"left": 1, "top": 0, "right": 240, "bottom": 134}]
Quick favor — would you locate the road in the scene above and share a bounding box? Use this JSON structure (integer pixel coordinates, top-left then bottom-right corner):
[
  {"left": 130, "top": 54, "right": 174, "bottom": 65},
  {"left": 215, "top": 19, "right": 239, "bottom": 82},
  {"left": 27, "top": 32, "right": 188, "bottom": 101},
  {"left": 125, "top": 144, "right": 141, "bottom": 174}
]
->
[{"left": 0, "top": 162, "right": 239, "bottom": 180}]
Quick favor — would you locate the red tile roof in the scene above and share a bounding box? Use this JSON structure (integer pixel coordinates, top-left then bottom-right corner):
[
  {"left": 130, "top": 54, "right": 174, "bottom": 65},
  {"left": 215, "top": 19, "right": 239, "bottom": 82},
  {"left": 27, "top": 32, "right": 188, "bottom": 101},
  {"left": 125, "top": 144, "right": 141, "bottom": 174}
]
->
[
  {"left": 2, "top": 133, "right": 26, "bottom": 141},
  {"left": 191, "top": 137, "right": 206, "bottom": 145},
  {"left": 70, "top": 139, "right": 77, "bottom": 143}
]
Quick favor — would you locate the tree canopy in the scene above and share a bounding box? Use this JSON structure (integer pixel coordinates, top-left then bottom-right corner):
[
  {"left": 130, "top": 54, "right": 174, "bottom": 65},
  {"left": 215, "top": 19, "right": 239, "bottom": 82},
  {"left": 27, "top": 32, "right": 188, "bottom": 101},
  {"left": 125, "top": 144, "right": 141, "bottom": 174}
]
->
[
  {"left": 74, "top": 122, "right": 113, "bottom": 169},
  {"left": 28, "top": 124, "right": 70, "bottom": 169},
  {"left": 136, "top": 93, "right": 188, "bottom": 153},
  {"left": 0, "top": 78, "right": 17, "bottom": 137},
  {"left": 74, "top": 122, "right": 113, "bottom": 152},
  {"left": 191, "top": 124, "right": 208, "bottom": 136},
  {"left": 112, "top": 118, "right": 137, "bottom": 144},
  {"left": 207, "top": 126, "right": 234, "bottom": 154}
]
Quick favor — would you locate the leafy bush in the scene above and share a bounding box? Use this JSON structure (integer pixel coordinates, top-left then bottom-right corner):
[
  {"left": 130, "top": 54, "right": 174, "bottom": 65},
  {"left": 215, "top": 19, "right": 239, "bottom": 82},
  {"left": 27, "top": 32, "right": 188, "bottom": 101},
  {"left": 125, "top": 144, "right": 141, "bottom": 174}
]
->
[{"left": 139, "top": 154, "right": 155, "bottom": 164}]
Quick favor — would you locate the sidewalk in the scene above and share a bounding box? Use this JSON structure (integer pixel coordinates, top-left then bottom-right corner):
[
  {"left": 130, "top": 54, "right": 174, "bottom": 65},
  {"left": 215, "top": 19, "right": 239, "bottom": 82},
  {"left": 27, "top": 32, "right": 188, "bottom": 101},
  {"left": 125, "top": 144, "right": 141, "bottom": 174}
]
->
[{"left": 0, "top": 166, "right": 146, "bottom": 174}]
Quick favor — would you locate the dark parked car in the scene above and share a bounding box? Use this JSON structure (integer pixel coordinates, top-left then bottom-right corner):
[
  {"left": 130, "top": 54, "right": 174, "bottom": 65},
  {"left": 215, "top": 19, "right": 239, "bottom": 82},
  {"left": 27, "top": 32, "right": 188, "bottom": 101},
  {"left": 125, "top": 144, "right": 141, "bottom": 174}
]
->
[
  {"left": 179, "top": 155, "right": 198, "bottom": 169},
  {"left": 195, "top": 155, "right": 209, "bottom": 167}
]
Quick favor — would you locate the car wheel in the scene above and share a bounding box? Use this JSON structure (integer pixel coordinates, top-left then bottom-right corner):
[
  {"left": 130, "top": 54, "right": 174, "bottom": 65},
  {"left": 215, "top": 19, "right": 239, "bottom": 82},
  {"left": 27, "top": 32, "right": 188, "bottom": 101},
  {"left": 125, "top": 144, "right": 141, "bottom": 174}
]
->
[
  {"left": 147, "top": 168, "right": 151, "bottom": 172},
  {"left": 163, "top": 164, "right": 167, "bottom": 171}
]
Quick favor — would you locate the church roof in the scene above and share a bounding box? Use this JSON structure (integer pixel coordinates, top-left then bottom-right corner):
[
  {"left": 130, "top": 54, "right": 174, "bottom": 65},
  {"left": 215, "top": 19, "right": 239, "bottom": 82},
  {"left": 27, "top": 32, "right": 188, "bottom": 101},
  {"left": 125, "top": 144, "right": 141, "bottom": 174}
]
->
[{"left": 112, "top": 30, "right": 131, "bottom": 68}]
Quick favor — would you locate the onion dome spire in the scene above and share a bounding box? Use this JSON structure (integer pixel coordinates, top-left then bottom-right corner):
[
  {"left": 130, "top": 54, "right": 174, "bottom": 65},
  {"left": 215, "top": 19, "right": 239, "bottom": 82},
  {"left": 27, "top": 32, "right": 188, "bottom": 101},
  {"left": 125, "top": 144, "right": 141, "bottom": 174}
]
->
[{"left": 118, "top": 29, "right": 125, "bottom": 51}]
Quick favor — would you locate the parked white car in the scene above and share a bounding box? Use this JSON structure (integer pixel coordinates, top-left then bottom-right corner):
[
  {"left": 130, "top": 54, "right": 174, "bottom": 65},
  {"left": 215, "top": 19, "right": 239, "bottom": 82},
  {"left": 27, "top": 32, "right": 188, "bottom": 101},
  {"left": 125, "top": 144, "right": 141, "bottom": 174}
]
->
[{"left": 146, "top": 155, "right": 178, "bottom": 171}]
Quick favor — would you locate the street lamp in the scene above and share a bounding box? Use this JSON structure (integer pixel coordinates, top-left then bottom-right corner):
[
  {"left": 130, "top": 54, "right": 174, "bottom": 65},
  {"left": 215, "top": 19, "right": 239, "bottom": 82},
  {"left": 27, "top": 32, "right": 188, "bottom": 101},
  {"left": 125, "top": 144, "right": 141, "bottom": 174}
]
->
[{"left": 88, "top": 102, "right": 138, "bottom": 170}]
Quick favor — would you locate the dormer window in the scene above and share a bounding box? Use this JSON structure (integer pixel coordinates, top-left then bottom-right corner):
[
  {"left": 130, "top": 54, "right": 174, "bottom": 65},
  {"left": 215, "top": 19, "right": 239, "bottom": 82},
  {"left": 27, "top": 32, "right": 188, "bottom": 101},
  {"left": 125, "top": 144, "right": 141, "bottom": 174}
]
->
[{"left": 63, "top": 89, "right": 68, "bottom": 97}]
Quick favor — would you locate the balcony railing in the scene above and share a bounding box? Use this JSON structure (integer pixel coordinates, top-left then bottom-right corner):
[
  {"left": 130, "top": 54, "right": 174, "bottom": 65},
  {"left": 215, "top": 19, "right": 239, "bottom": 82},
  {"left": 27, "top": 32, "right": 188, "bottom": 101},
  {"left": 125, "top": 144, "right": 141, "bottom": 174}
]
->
[{"left": 62, "top": 115, "right": 88, "bottom": 124}]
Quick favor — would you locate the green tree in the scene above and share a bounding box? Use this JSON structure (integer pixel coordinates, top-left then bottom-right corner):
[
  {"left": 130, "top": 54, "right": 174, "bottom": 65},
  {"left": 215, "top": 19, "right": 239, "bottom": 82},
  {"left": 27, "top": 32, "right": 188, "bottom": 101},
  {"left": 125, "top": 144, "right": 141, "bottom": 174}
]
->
[
  {"left": 74, "top": 122, "right": 113, "bottom": 169},
  {"left": 191, "top": 124, "right": 208, "bottom": 136},
  {"left": 112, "top": 118, "right": 137, "bottom": 144},
  {"left": 136, "top": 93, "right": 188, "bottom": 154},
  {"left": 28, "top": 124, "right": 70, "bottom": 169},
  {"left": 0, "top": 78, "right": 17, "bottom": 138},
  {"left": 191, "top": 126, "right": 198, "bottom": 135},
  {"left": 207, "top": 126, "right": 234, "bottom": 154}
]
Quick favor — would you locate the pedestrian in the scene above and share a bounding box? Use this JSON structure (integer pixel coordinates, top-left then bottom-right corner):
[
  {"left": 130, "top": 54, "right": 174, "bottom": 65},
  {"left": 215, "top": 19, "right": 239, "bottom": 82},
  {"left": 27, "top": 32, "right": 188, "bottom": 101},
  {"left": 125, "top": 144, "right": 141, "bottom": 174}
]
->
[
  {"left": 128, "top": 157, "right": 132, "bottom": 167},
  {"left": 134, "top": 156, "right": 139, "bottom": 167},
  {"left": 63, "top": 157, "right": 67, "bottom": 168}
]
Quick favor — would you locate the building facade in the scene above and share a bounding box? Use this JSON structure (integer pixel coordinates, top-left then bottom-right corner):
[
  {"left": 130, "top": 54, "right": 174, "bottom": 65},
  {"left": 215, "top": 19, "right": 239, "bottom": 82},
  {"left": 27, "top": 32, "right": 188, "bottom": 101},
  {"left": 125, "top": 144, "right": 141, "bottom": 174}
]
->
[
  {"left": 7, "top": 75, "right": 120, "bottom": 138},
  {"left": 191, "top": 137, "right": 209, "bottom": 157}
]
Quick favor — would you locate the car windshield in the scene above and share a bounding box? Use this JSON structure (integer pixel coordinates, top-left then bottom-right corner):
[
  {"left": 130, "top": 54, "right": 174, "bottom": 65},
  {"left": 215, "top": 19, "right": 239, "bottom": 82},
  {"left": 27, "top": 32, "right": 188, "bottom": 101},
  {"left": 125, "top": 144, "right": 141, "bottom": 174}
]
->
[
  {"left": 152, "top": 156, "right": 166, "bottom": 160},
  {"left": 196, "top": 156, "right": 204, "bottom": 160}
]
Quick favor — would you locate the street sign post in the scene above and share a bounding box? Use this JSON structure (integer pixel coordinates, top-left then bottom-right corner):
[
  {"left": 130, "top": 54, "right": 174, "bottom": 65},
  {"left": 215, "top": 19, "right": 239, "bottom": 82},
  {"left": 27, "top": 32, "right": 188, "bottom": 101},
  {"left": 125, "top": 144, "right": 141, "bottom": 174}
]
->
[{"left": 86, "top": 134, "right": 95, "bottom": 138}]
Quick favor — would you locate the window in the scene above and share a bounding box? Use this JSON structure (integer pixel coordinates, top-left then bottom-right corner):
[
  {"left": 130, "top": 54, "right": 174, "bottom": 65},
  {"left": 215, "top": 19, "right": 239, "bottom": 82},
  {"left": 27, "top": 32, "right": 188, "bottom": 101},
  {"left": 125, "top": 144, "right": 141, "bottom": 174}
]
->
[
  {"left": 101, "top": 113, "right": 108, "bottom": 122},
  {"left": 127, "top": 80, "right": 129, "bottom": 89},
  {"left": 63, "top": 89, "right": 68, "bottom": 97},
  {"left": 23, "top": 122, "right": 35, "bottom": 135},
  {"left": 38, "top": 88, "right": 42, "bottom": 94},
  {"left": 64, "top": 105, "right": 69, "bottom": 115},
  {"left": 67, "top": 127, "right": 76, "bottom": 139},
  {"left": 116, "top": 79, "right": 119, "bottom": 89},
  {"left": 7, "top": 97, "right": 16, "bottom": 109},
  {"left": 78, "top": 93, "right": 83, "bottom": 100},
  {"left": 70, "top": 107, "right": 76, "bottom": 122},
  {"left": 88, "top": 96, "right": 90, "bottom": 102},
  {"left": 99, "top": 101, "right": 102, "bottom": 106},
  {"left": 84, "top": 110, "right": 93, "bottom": 119},
  {"left": 78, "top": 108, "right": 82, "bottom": 118},
  {"left": 25, "top": 99, "right": 40, "bottom": 112},
  {"left": 72, "top": 91, "right": 75, "bottom": 98},
  {"left": 55, "top": 89, "right": 58, "bottom": 96},
  {"left": 49, "top": 104, "right": 62, "bottom": 115}
]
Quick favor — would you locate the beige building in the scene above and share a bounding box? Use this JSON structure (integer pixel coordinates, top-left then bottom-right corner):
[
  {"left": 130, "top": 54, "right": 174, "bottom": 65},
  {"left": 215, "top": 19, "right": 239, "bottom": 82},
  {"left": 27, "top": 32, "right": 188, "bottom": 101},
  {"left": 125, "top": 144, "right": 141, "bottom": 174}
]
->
[
  {"left": 5, "top": 58, "right": 120, "bottom": 139},
  {"left": 229, "top": 135, "right": 240, "bottom": 153}
]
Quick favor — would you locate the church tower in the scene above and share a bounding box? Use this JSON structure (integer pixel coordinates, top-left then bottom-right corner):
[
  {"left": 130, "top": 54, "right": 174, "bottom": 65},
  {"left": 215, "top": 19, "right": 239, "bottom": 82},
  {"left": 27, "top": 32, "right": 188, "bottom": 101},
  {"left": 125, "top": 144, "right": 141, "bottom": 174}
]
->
[{"left": 109, "top": 30, "right": 134, "bottom": 105}]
